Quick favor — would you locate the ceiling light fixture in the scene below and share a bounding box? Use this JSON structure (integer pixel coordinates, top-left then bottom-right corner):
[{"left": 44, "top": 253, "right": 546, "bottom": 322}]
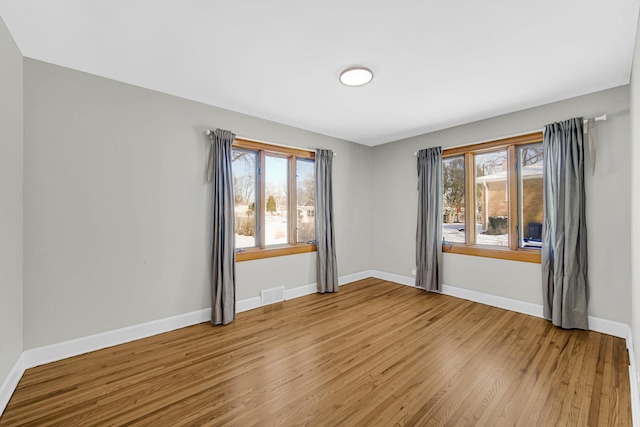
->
[{"left": 339, "top": 67, "right": 373, "bottom": 86}]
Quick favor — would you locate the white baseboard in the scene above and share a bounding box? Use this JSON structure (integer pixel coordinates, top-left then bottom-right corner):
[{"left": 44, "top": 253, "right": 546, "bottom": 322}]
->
[
  {"left": 281, "top": 270, "right": 374, "bottom": 301},
  {"left": 0, "top": 355, "right": 25, "bottom": 416},
  {"left": 17, "top": 271, "right": 371, "bottom": 374},
  {"left": 370, "top": 269, "right": 544, "bottom": 318},
  {"left": 0, "top": 270, "right": 373, "bottom": 417},
  {"left": 587, "top": 316, "right": 631, "bottom": 340},
  {"left": 372, "top": 270, "right": 640, "bottom": 424},
  {"left": 236, "top": 297, "right": 261, "bottom": 313},
  {"left": 368, "top": 270, "right": 414, "bottom": 287},
  {"left": 17, "top": 271, "right": 372, "bottom": 373},
  {"left": 22, "top": 308, "right": 211, "bottom": 370},
  {"left": 339, "top": 270, "right": 375, "bottom": 286},
  {"left": 368, "top": 270, "right": 629, "bottom": 339},
  {"left": 2, "top": 269, "right": 634, "bottom": 420},
  {"left": 628, "top": 329, "right": 640, "bottom": 427},
  {"left": 441, "top": 284, "right": 544, "bottom": 319},
  {"left": 284, "top": 283, "right": 317, "bottom": 300}
]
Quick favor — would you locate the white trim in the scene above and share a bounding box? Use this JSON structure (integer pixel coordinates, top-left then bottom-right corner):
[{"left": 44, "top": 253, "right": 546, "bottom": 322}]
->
[
  {"left": 1, "top": 269, "right": 633, "bottom": 420},
  {"left": 368, "top": 270, "right": 414, "bottom": 287},
  {"left": 628, "top": 328, "right": 640, "bottom": 427},
  {"left": 369, "top": 270, "right": 629, "bottom": 339},
  {"left": 16, "top": 271, "right": 372, "bottom": 377},
  {"left": 22, "top": 308, "right": 210, "bottom": 370},
  {"left": 17, "top": 271, "right": 374, "bottom": 373},
  {"left": 237, "top": 297, "right": 261, "bottom": 313},
  {"left": 0, "top": 354, "right": 25, "bottom": 416},
  {"left": 284, "top": 283, "right": 317, "bottom": 300},
  {"left": 339, "top": 270, "right": 375, "bottom": 286},
  {"left": 280, "top": 270, "right": 375, "bottom": 301},
  {"left": 586, "top": 316, "right": 630, "bottom": 340},
  {"left": 441, "top": 284, "right": 544, "bottom": 318}
]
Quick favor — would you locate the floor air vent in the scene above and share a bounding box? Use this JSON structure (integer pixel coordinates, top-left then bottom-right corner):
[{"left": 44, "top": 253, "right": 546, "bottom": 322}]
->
[{"left": 261, "top": 287, "right": 285, "bottom": 306}]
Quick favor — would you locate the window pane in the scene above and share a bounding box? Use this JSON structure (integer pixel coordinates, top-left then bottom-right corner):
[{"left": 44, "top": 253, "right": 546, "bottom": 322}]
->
[
  {"left": 232, "top": 149, "right": 258, "bottom": 248},
  {"left": 518, "top": 143, "right": 544, "bottom": 249},
  {"left": 442, "top": 156, "right": 466, "bottom": 243},
  {"left": 475, "top": 150, "right": 508, "bottom": 247},
  {"left": 296, "top": 159, "right": 315, "bottom": 243},
  {"left": 265, "top": 155, "right": 288, "bottom": 245}
]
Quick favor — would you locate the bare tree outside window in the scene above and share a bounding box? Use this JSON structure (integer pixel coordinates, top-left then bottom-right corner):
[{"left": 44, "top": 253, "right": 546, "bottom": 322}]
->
[
  {"left": 264, "top": 155, "right": 288, "bottom": 245},
  {"left": 518, "top": 143, "right": 544, "bottom": 248},
  {"left": 232, "top": 149, "right": 257, "bottom": 248},
  {"left": 521, "top": 145, "right": 543, "bottom": 167},
  {"left": 439, "top": 132, "right": 543, "bottom": 262},
  {"left": 442, "top": 156, "right": 465, "bottom": 243},
  {"left": 297, "top": 159, "right": 315, "bottom": 242},
  {"left": 230, "top": 139, "right": 316, "bottom": 261}
]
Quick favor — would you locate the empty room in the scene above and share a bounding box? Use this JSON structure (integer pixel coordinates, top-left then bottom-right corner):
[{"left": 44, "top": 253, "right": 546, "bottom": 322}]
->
[{"left": 1, "top": 1, "right": 640, "bottom": 425}]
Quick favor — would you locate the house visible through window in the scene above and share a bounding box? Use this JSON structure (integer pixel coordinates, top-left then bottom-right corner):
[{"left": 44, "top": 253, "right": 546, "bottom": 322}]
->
[
  {"left": 474, "top": 149, "right": 509, "bottom": 246},
  {"left": 231, "top": 139, "right": 316, "bottom": 261},
  {"left": 441, "top": 132, "right": 543, "bottom": 263},
  {"left": 517, "top": 143, "right": 544, "bottom": 248}
]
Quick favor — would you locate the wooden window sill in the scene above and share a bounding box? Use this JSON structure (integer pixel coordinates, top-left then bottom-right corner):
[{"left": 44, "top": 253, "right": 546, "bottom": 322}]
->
[
  {"left": 442, "top": 244, "right": 541, "bottom": 263},
  {"left": 236, "top": 244, "right": 317, "bottom": 262}
]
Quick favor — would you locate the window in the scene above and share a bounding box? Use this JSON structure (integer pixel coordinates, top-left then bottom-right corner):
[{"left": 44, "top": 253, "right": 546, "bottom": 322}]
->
[
  {"left": 441, "top": 132, "right": 543, "bottom": 263},
  {"left": 442, "top": 156, "right": 466, "bottom": 243},
  {"left": 517, "top": 143, "right": 543, "bottom": 249},
  {"left": 231, "top": 139, "right": 316, "bottom": 261},
  {"left": 475, "top": 149, "right": 508, "bottom": 247},
  {"left": 264, "top": 155, "right": 288, "bottom": 245},
  {"left": 296, "top": 158, "right": 315, "bottom": 243},
  {"left": 233, "top": 149, "right": 258, "bottom": 249}
]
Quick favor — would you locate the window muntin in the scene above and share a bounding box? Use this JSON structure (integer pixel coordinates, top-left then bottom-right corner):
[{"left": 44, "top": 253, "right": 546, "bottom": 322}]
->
[
  {"left": 442, "top": 156, "right": 465, "bottom": 243},
  {"left": 231, "top": 139, "right": 315, "bottom": 261},
  {"left": 441, "top": 132, "right": 543, "bottom": 263}
]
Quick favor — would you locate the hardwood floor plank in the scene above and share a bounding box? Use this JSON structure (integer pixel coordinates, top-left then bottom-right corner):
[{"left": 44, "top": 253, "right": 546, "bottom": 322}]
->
[{"left": 0, "top": 279, "right": 632, "bottom": 426}]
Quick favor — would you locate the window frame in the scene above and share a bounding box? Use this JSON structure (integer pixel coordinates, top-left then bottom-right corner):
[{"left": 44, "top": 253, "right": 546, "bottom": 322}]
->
[
  {"left": 442, "top": 132, "right": 543, "bottom": 263},
  {"left": 232, "top": 138, "right": 317, "bottom": 262}
]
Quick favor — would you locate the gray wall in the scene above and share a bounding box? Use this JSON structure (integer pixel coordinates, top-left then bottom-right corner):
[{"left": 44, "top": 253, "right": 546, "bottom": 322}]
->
[
  {"left": 630, "top": 11, "right": 640, "bottom": 400},
  {"left": 23, "top": 59, "right": 373, "bottom": 349},
  {"left": 372, "top": 86, "right": 631, "bottom": 324},
  {"left": 14, "top": 45, "right": 635, "bottom": 355},
  {"left": 0, "top": 17, "right": 23, "bottom": 384}
]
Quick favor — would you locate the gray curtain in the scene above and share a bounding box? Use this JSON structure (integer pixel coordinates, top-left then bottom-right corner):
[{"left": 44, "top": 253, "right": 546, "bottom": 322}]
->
[
  {"left": 315, "top": 149, "right": 338, "bottom": 293},
  {"left": 416, "top": 147, "right": 443, "bottom": 292},
  {"left": 542, "top": 117, "right": 589, "bottom": 330},
  {"left": 586, "top": 118, "right": 596, "bottom": 176},
  {"left": 207, "top": 129, "right": 236, "bottom": 325}
]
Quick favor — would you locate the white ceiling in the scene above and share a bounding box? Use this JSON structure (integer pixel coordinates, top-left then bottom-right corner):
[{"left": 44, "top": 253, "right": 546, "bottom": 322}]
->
[{"left": 1, "top": 0, "right": 639, "bottom": 146}]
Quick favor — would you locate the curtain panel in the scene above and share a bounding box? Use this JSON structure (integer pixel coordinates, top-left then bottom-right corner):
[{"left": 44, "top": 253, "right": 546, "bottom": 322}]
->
[
  {"left": 208, "top": 129, "right": 236, "bottom": 325},
  {"left": 542, "top": 117, "right": 589, "bottom": 330},
  {"left": 416, "top": 147, "right": 443, "bottom": 292},
  {"left": 315, "top": 149, "right": 338, "bottom": 293}
]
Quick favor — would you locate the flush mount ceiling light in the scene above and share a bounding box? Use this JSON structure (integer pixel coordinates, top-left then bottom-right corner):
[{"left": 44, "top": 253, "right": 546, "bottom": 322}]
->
[{"left": 339, "top": 67, "right": 373, "bottom": 86}]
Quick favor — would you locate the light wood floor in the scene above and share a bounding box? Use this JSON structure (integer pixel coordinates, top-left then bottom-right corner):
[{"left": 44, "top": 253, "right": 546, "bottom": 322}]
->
[{"left": 0, "top": 278, "right": 632, "bottom": 426}]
